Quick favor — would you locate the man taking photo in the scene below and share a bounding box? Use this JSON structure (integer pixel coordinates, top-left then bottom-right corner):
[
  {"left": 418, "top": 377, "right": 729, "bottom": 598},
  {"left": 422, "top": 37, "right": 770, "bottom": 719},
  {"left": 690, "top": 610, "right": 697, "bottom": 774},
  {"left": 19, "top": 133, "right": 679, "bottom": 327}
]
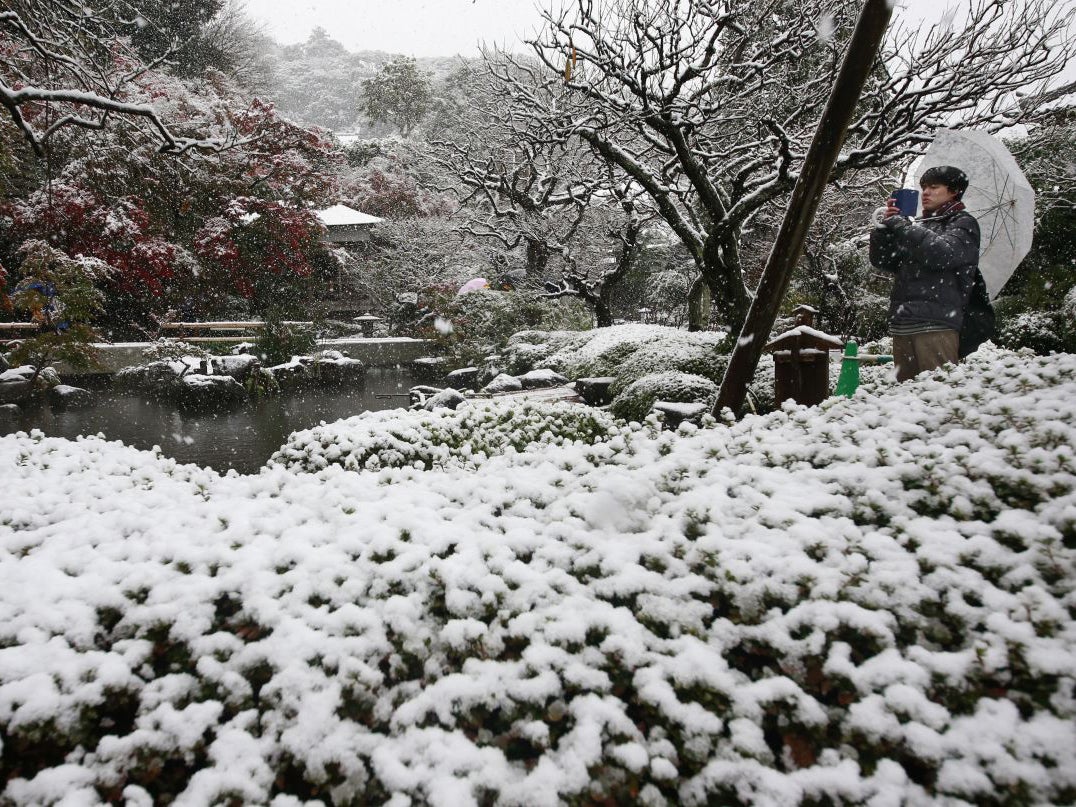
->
[{"left": 870, "top": 165, "right": 988, "bottom": 382}]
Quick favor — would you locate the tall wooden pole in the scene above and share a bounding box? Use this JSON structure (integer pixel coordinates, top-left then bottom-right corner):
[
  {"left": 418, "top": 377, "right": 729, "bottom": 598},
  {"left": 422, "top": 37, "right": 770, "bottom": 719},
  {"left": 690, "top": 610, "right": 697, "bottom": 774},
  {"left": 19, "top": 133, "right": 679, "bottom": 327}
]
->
[{"left": 714, "top": 0, "right": 893, "bottom": 415}]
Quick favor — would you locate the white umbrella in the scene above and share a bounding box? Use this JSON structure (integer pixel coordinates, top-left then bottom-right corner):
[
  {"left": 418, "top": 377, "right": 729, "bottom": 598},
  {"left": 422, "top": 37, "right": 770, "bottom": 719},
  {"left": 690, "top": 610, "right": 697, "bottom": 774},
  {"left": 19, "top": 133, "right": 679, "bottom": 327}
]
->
[{"left": 915, "top": 129, "right": 1035, "bottom": 299}]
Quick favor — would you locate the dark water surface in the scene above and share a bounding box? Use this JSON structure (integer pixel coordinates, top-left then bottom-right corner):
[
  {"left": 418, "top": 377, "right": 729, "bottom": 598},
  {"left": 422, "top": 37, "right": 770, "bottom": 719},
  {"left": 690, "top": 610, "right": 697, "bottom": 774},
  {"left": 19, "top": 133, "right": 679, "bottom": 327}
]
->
[{"left": 1, "top": 369, "right": 417, "bottom": 474}]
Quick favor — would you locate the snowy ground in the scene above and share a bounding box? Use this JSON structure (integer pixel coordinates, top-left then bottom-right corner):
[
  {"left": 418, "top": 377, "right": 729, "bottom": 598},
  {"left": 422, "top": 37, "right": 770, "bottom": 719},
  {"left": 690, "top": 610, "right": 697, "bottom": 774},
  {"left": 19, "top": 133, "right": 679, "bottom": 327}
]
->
[{"left": 1, "top": 346, "right": 1074, "bottom": 805}]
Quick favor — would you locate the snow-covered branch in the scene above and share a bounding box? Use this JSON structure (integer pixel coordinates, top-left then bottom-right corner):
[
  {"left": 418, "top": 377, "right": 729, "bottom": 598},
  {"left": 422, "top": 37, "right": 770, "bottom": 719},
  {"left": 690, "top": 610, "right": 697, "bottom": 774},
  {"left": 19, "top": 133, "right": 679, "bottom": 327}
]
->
[{"left": 0, "top": 3, "right": 251, "bottom": 156}]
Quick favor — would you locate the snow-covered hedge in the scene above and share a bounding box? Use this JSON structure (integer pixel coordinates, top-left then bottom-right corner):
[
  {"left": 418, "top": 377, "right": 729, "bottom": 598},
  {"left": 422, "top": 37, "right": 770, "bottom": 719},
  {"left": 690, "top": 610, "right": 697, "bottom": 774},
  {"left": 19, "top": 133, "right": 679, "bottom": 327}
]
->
[
  {"left": 504, "top": 326, "right": 785, "bottom": 415},
  {"left": 270, "top": 399, "right": 634, "bottom": 473},
  {"left": 610, "top": 371, "right": 719, "bottom": 422},
  {"left": 998, "top": 310, "right": 1076, "bottom": 355},
  {"left": 504, "top": 325, "right": 728, "bottom": 381},
  {"left": 1, "top": 345, "right": 1075, "bottom": 805}
]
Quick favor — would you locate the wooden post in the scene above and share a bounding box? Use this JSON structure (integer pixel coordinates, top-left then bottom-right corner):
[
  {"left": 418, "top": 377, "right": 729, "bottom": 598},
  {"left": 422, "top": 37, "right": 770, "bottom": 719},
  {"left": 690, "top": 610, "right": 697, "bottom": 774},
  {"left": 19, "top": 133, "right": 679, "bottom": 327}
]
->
[{"left": 715, "top": 0, "right": 893, "bottom": 415}]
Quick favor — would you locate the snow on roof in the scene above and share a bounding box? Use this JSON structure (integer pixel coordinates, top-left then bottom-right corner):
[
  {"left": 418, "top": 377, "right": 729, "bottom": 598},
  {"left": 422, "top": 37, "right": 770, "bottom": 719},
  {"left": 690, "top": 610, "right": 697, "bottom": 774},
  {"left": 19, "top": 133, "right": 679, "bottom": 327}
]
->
[{"left": 316, "top": 203, "right": 383, "bottom": 227}]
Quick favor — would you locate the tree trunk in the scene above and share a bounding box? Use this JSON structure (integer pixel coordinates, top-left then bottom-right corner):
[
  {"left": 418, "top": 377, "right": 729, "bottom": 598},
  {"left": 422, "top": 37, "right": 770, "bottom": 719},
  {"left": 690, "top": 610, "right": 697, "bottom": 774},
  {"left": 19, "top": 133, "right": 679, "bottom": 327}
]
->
[
  {"left": 524, "top": 238, "right": 550, "bottom": 279},
  {"left": 687, "top": 278, "right": 711, "bottom": 332},
  {"left": 595, "top": 295, "right": 613, "bottom": 328},
  {"left": 698, "top": 230, "right": 750, "bottom": 334}
]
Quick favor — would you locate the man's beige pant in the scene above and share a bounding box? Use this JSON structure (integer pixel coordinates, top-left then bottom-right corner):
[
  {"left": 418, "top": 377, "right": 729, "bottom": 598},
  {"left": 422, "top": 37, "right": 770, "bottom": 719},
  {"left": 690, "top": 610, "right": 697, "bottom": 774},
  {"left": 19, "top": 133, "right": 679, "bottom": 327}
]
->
[{"left": 892, "top": 330, "right": 960, "bottom": 382}]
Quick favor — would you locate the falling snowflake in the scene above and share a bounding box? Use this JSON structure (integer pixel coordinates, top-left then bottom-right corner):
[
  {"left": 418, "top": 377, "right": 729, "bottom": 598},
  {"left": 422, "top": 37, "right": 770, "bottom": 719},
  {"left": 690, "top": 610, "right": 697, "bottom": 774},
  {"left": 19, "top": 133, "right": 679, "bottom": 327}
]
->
[{"left": 816, "top": 14, "right": 835, "bottom": 43}]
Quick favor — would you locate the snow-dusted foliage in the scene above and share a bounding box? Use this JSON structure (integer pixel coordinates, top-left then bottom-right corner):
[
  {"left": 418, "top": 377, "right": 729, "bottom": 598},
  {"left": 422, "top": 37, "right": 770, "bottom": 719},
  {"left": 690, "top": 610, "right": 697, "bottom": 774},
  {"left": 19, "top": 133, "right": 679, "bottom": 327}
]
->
[
  {"left": 505, "top": 326, "right": 782, "bottom": 414},
  {"left": 610, "top": 372, "right": 718, "bottom": 422},
  {"left": 608, "top": 342, "right": 728, "bottom": 397},
  {"left": 1, "top": 346, "right": 1075, "bottom": 804},
  {"left": 998, "top": 311, "right": 1076, "bottom": 355},
  {"left": 504, "top": 325, "right": 727, "bottom": 381},
  {"left": 271, "top": 400, "right": 633, "bottom": 473}
]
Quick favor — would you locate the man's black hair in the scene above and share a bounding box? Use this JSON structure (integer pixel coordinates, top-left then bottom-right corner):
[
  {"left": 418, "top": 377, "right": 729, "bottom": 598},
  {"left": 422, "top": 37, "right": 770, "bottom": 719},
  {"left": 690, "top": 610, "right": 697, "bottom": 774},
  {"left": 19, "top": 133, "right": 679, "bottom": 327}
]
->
[{"left": 920, "top": 165, "right": 970, "bottom": 198}]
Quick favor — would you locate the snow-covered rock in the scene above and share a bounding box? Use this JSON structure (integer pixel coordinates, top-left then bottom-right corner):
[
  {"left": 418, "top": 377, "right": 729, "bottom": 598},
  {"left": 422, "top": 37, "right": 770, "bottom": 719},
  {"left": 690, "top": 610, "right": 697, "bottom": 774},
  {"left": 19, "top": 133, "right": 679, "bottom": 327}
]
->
[
  {"left": 482, "top": 373, "right": 523, "bottom": 394},
  {"left": 113, "top": 360, "right": 183, "bottom": 396},
  {"left": 422, "top": 387, "right": 466, "bottom": 412},
  {"left": 0, "top": 402, "right": 19, "bottom": 421},
  {"left": 517, "top": 368, "right": 570, "bottom": 389},
  {"left": 46, "top": 384, "right": 93, "bottom": 409},
  {"left": 269, "top": 353, "right": 365, "bottom": 390},
  {"left": 209, "top": 353, "right": 261, "bottom": 382},
  {"left": 173, "top": 374, "right": 247, "bottom": 410},
  {"left": 0, "top": 378, "right": 31, "bottom": 404},
  {"left": 445, "top": 366, "right": 479, "bottom": 388}
]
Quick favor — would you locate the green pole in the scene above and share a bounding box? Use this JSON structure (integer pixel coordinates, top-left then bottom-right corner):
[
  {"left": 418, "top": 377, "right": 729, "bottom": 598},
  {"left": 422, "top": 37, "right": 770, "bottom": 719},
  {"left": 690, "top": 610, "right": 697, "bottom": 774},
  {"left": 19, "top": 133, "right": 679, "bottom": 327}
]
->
[{"left": 833, "top": 341, "right": 860, "bottom": 397}]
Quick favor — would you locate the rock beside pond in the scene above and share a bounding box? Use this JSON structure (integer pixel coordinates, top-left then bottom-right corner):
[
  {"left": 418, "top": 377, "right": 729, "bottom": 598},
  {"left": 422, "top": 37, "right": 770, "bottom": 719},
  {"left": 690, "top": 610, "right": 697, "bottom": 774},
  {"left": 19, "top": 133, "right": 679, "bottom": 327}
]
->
[
  {"left": 211, "top": 354, "right": 260, "bottom": 382},
  {"left": 47, "top": 384, "right": 94, "bottom": 409},
  {"left": 173, "top": 374, "right": 247, "bottom": 411},
  {"left": 114, "top": 361, "right": 183, "bottom": 397},
  {"left": 423, "top": 387, "right": 466, "bottom": 412},
  {"left": 0, "top": 379, "right": 31, "bottom": 404},
  {"left": 310, "top": 351, "right": 365, "bottom": 384},
  {"left": 517, "top": 368, "right": 570, "bottom": 389},
  {"left": 482, "top": 373, "right": 524, "bottom": 394},
  {"left": 0, "top": 367, "right": 37, "bottom": 403},
  {"left": 445, "top": 366, "right": 479, "bottom": 388},
  {"left": 411, "top": 356, "right": 447, "bottom": 383},
  {"left": 268, "top": 352, "right": 365, "bottom": 391},
  {"left": 409, "top": 385, "right": 443, "bottom": 408}
]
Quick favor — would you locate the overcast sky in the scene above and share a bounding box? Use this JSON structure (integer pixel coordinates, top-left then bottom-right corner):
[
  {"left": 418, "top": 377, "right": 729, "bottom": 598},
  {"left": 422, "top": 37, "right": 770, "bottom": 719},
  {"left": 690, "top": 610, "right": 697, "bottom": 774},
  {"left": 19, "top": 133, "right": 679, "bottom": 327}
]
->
[{"left": 243, "top": 0, "right": 948, "bottom": 58}]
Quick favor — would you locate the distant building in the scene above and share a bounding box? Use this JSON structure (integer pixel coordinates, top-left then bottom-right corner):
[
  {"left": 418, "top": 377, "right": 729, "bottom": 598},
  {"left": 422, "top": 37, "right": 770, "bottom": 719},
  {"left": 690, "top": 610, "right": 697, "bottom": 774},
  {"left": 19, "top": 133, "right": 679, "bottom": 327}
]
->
[{"left": 317, "top": 204, "right": 382, "bottom": 244}]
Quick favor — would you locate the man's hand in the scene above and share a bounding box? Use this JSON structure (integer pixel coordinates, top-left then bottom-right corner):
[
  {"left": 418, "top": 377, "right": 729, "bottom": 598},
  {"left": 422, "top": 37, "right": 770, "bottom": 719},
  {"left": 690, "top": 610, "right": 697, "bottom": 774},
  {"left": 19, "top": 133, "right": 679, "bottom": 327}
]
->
[{"left": 884, "top": 198, "right": 901, "bottom": 218}]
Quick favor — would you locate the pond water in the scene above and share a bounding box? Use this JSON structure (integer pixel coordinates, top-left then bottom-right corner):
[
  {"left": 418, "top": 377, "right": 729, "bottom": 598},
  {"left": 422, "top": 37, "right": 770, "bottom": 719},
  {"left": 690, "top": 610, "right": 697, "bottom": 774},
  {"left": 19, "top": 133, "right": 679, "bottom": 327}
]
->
[{"left": 0, "top": 368, "right": 418, "bottom": 474}]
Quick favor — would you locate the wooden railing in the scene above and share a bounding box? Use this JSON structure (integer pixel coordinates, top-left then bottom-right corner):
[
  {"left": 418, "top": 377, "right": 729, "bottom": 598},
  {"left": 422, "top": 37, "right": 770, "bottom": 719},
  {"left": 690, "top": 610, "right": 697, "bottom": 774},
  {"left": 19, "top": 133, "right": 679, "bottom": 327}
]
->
[{"left": 159, "top": 321, "right": 313, "bottom": 343}]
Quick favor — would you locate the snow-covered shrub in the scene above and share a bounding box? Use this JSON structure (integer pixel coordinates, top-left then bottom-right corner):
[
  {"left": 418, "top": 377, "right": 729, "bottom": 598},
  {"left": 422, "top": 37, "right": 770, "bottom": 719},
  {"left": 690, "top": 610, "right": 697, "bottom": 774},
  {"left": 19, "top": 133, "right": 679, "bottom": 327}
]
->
[
  {"left": 502, "top": 329, "right": 584, "bottom": 375},
  {"left": 611, "top": 371, "right": 719, "bottom": 422},
  {"left": 608, "top": 341, "right": 728, "bottom": 396},
  {"left": 270, "top": 399, "right": 633, "bottom": 473},
  {"left": 2, "top": 345, "right": 1075, "bottom": 805},
  {"left": 1063, "top": 285, "right": 1076, "bottom": 322},
  {"left": 504, "top": 324, "right": 728, "bottom": 381},
  {"left": 997, "top": 310, "right": 1072, "bottom": 354}
]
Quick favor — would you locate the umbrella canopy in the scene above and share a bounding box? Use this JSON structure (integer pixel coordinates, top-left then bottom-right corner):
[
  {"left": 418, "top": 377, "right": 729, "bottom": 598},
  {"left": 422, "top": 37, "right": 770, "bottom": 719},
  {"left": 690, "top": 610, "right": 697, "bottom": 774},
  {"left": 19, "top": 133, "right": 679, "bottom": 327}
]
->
[
  {"left": 915, "top": 129, "right": 1035, "bottom": 300},
  {"left": 457, "top": 277, "right": 489, "bottom": 295}
]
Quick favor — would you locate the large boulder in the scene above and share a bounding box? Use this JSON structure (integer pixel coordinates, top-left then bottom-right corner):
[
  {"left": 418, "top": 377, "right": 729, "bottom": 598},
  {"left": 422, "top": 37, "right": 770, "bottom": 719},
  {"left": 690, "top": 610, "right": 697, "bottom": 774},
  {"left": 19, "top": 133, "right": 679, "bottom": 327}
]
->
[
  {"left": 113, "top": 361, "right": 184, "bottom": 398},
  {"left": 516, "top": 368, "right": 570, "bottom": 389},
  {"left": 423, "top": 387, "right": 466, "bottom": 412},
  {"left": 310, "top": 351, "right": 365, "bottom": 385},
  {"left": 47, "top": 384, "right": 94, "bottom": 409},
  {"left": 0, "top": 367, "right": 35, "bottom": 404},
  {"left": 172, "top": 374, "right": 247, "bottom": 411},
  {"left": 445, "top": 366, "right": 479, "bottom": 389},
  {"left": 411, "top": 356, "right": 447, "bottom": 384},
  {"left": 210, "top": 354, "right": 261, "bottom": 382},
  {"left": 409, "top": 385, "right": 443, "bottom": 408},
  {"left": 268, "top": 353, "right": 365, "bottom": 391},
  {"left": 481, "top": 373, "right": 523, "bottom": 394}
]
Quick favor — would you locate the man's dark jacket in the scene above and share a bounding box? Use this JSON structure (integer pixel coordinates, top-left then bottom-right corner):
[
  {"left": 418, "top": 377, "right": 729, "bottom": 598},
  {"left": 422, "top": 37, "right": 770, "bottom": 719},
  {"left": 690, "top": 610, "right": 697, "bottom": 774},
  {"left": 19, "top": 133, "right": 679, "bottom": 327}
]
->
[{"left": 869, "top": 207, "right": 981, "bottom": 332}]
